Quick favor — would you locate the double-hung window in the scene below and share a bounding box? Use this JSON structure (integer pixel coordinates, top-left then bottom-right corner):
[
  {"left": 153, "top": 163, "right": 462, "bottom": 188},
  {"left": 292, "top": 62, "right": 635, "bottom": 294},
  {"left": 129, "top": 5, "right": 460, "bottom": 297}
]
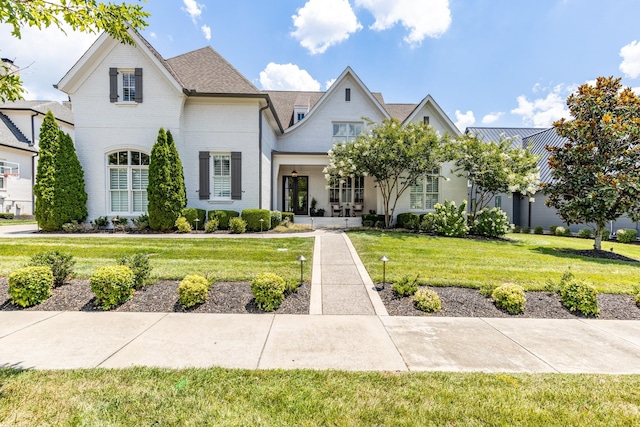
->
[
  {"left": 332, "top": 122, "right": 363, "bottom": 144},
  {"left": 410, "top": 169, "right": 439, "bottom": 210},
  {"left": 108, "top": 150, "right": 149, "bottom": 213},
  {"left": 212, "top": 154, "right": 231, "bottom": 199},
  {"left": 122, "top": 72, "right": 136, "bottom": 101},
  {"left": 109, "top": 68, "right": 142, "bottom": 103}
]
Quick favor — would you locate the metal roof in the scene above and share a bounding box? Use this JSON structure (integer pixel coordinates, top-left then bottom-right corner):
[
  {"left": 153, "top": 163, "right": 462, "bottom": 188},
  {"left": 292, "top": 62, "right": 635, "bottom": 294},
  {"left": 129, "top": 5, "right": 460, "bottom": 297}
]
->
[
  {"left": 523, "top": 128, "right": 567, "bottom": 184},
  {"left": 465, "top": 127, "right": 545, "bottom": 149}
]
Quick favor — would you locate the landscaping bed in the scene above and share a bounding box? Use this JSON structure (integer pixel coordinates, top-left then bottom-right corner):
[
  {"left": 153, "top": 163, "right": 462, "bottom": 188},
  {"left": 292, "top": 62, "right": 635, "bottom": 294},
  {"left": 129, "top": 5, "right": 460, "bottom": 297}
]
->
[
  {"left": 0, "top": 278, "right": 310, "bottom": 315},
  {"left": 377, "top": 285, "right": 640, "bottom": 320}
]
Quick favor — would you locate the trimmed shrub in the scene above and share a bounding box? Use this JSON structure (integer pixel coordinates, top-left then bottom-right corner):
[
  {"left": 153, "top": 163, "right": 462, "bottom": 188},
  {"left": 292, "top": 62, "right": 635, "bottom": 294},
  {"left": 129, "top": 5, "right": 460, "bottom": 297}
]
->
[
  {"left": 117, "top": 253, "right": 151, "bottom": 290},
  {"left": 533, "top": 226, "right": 544, "bottom": 235},
  {"left": 392, "top": 275, "right": 419, "bottom": 297},
  {"left": 229, "top": 217, "right": 247, "bottom": 234},
  {"left": 8, "top": 266, "right": 53, "bottom": 307},
  {"left": 512, "top": 225, "right": 522, "bottom": 234},
  {"left": 0, "top": 212, "right": 15, "bottom": 219},
  {"left": 635, "top": 290, "right": 640, "bottom": 308},
  {"left": 251, "top": 272, "right": 286, "bottom": 311},
  {"left": 241, "top": 209, "right": 271, "bottom": 232},
  {"left": 426, "top": 200, "right": 469, "bottom": 237},
  {"left": 474, "top": 208, "right": 510, "bottom": 237},
  {"left": 362, "top": 213, "right": 382, "bottom": 225},
  {"left": 131, "top": 213, "right": 150, "bottom": 231},
  {"left": 204, "top": 218, "right": 219, "bottom": 233},
  {"left": 616, "top": 228, "right": 638, "bottom": 243},
  {"left": 28, "top": 250, "right": 75, "bottom": 287},
  {"left": 549, "top": 225, "right": 559, "bottom": 235},
  {"left": 178, "top": 274, "right": 210, "bottom": 308},
  {"left": 419, "top": 215, "right": 436, "bottom": 233},
  {"left": 578, "top": 228, "right": 593, "bottom": 239},
  {"left": 91, "top": 216, "right": 109, "bottom": 230},
  {"left": 270, "top": 211, "right": 282, "bottom": 229},
  {"left": 564, "top": 227, "right": 573, "bottom": 237},
  {"left": 284, "top": 278, "right": 301, "bottom": 294},
  {"left": 492, "top": 284, "right": 526, "bottom": 314},
  {"left": 602, "top": 229, "right": 611, "bottom": 240},
  {"left": 413, "top": 288, "right": 442, "bottom": 313},
  {"left": 521, "top": 227, "right": 530, "bottom": 234},
  {"left": 555, "top": 226, "right": 567, "bottom": 236},
  {"left": 281, "top": 212, "right": 295, "bottom": 224},
  {"left": 208, "top": 210, "right": 239, "bottom": 230},
  {"left": 182, "top": 208, "right": 206, "bottom": 230},
  {"left": 362, "top": 220, "right": 374, "bottom": 227},
  {"left": 560, "top": 278, "right": 600, "bottom": 317},
  {"left": 175, "top": 216, "right": 192, "bottom": 233},
  {"left": 90, "top": 265, "right": 135, "bottom": 310},
  {"left": 396, "top": 212, "right": 420, "bottom": 230}
]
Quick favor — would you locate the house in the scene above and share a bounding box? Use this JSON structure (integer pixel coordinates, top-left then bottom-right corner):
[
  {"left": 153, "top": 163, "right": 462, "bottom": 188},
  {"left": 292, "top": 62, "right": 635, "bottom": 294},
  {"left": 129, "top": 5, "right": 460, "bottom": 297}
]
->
[
  {"left": 467, "top": 126, "right": 639, "bottom": 234},
  {"left": 55, "top": 29, "right": 468, "bottom": 224},
  {"left": 0, "top": 95, "right": 74, "bottom": 216}
]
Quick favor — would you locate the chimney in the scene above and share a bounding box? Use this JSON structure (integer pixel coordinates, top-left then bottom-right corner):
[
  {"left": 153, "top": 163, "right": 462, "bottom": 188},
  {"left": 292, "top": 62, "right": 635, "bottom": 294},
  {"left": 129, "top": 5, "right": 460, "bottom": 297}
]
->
[{"left": 1, "top": 58, "right": 19, "bottom": 76}]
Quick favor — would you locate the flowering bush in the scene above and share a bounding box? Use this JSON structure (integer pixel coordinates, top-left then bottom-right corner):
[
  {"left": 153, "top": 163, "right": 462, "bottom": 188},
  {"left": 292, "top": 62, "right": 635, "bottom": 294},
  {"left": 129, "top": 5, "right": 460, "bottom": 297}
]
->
[
  {"left": 423, "top": 200, "right": 469, "bottom": 237},
  {"left": 474, "top": 208, "right": 510, "bottom": 237},
  {"left": 616, "top": 228, "right": 638, "bottom": 243}
]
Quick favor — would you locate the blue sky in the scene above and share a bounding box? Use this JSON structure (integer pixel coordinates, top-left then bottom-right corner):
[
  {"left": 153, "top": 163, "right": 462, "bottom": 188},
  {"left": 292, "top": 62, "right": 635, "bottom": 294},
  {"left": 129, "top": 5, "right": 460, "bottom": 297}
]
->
[{"left": 4, "top": 0, "right": 640, "bottom": 130}]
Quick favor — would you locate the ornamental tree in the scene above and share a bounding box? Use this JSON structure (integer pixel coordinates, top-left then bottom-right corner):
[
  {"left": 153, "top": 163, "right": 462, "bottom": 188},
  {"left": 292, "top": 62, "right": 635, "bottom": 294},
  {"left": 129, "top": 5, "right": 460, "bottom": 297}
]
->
[
  {"left": 544, "top": 76, "right": 640, "bottom": 250},
  {"left": 147, "top": 128, "right": 186, "bottom": 231},
  {"left": 325, "top": 118, "right": 444, "bottom": 228},
  {"left": 0, "top": 0, "right": 149, "bottom": 101},
  {"left": 444, "top": 133, "right": 540, "bottom": 221}
]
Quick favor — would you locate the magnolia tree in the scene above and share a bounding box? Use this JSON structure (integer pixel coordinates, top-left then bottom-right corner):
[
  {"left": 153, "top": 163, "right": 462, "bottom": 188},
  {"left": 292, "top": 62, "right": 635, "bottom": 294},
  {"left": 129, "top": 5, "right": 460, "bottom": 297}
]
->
[
  {"left": 445, "top": 133, "right": 540, "bottom": 220},
  {"left": 545, "top": 76, "right": 640, "bottom": 250},
  {"left": 325, "top": 118, "right": 443, "bottom": 228},
  {"left": 0, "top": 0, "right": 149, "bottom": 101}
]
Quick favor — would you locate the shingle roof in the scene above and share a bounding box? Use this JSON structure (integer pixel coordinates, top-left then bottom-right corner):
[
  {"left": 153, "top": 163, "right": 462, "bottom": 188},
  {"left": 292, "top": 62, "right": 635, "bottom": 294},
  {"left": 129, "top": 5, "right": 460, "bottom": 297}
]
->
[
  {"left": 0, "top": 100, "right": 74, "bottom": 124},
  {"left": 523, "top": 128, "right": 567, "bottom": 183},
  {"left": 466, "top": 127, "right": 545, "bottom": 149},
  {"left": 166, "top": 47, "right": 260, "bottom": 95},
  {"left": 0, "top": 112, "right": 37, "bottom": 153},
  {"left": 385, "top": 103, "right": 418, "bottom": 122},
  {"left": 263, "top": 91, "right": 324, "bottom": 128}
]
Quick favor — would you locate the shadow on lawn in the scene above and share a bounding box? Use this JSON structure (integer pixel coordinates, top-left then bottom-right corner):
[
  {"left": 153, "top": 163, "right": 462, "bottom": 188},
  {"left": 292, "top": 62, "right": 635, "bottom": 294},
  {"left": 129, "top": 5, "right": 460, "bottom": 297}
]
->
[{"left": 531, "top": 246, "right": 640, "bottom": 265}]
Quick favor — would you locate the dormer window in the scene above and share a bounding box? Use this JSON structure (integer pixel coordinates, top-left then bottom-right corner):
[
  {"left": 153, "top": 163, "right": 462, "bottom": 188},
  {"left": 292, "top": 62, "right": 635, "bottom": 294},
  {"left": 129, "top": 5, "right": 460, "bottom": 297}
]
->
[
  {"left": 297, "top": 112, "right": 305, "bottom": 121},
  {"left": 293, "top": 94, "right": 310, "bottom": 124},
  {"left": 109, "top": 68, "right": 143, "bottom": 103}
]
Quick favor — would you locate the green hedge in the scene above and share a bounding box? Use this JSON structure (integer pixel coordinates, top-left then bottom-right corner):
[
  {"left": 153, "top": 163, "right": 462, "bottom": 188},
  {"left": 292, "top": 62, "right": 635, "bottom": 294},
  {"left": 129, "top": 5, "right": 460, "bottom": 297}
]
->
[
  {"left": 0, "top": 212, "right": 15, "bottom": 219},
  {"left": 182, "top": 208, "right": 206, "bottom": 229},
  {"left": 241, "top": 209, "right": 271, "bottom": 232},
  {"left": 207, "top": 210, "right": 239, "bottom": 230},
  {"left": 282, "top": 212, "right": 295, "bottom": 224},
  {"left": 270, "top": 211, "right": 282, "bottom": 229},
  {"left": 396, "top": 212, "right": 420, "bottom": 229}
]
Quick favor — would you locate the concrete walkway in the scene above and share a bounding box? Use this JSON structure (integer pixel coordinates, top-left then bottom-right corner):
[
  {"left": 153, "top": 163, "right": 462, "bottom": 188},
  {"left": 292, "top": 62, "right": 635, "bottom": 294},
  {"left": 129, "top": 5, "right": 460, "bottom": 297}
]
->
[{"left": 1, "top": 223, "right": 640, "bottom": 373}]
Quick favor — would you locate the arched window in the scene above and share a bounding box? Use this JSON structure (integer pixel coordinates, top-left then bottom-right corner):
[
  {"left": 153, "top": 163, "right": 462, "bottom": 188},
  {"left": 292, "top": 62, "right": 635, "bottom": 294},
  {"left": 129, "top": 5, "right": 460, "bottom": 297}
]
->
[{"left": 107, "top": 150, "right": 149, "bottom": 213}]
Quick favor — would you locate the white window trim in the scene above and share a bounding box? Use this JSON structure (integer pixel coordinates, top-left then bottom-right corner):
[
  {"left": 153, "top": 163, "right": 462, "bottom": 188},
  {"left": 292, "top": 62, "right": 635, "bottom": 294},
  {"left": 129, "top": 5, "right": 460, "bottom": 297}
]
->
[
  {"left": 211, "top": 153, "right": 232, "bottom": 201},
  {"left": 332, "top": 121, "right": 363, "bottom": 144},
  {"left": 409, "top": 170, "right": 440, "bottom": 212},
  {"left": 117, "top": 68, "right": 137, "bottom": 104},
  {"left": 329, "top": 175, "right": 364, "bottom": 206},
  {"left": 106, "top": 150, "right": 149, "bottom": 215}
]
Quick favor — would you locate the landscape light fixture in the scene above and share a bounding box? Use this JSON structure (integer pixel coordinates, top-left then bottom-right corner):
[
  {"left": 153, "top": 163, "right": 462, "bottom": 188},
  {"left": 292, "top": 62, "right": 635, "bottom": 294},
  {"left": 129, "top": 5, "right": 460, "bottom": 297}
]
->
[
  {"left": 379, "top": 255, "right": 390, "bottom": 290},
  {"left": 194, "top": 217, "right": 200, "bottom": 232},
  {"left": 259, "top": 218, "right": 264, "bottom": 233},
  {"left": 297, "top": 255, "right": 307, "bottom": 284},
  {"left": 344, "top": 218, "right": 349, "bottom": 230}
]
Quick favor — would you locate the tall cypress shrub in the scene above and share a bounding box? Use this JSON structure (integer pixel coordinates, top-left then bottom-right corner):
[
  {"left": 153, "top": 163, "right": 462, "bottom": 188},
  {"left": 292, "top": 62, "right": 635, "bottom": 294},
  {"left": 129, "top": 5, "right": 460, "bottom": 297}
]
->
[
  {"left": 34, "top": 111, "right": 59, "bottom": 230},
  {"left": 148, "top": 128, "right": 186, "bottom": 231}
]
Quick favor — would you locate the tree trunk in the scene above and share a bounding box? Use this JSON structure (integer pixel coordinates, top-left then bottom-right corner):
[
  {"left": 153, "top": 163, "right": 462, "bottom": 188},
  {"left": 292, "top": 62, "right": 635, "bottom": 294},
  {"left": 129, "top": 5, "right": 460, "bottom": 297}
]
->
[{"left": 594, "top": 224, "right": 603, "bottom": 251}]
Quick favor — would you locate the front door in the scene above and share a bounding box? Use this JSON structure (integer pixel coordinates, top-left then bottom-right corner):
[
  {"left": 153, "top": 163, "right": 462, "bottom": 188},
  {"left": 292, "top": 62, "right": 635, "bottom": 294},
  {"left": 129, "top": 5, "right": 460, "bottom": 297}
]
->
[{"left": 283, "top": 175, "right": 308, "bottom": 215}]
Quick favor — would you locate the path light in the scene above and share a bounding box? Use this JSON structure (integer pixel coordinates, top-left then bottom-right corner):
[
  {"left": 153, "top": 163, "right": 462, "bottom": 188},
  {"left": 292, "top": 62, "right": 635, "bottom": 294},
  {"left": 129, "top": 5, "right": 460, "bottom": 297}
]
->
[
  {"left": 344, "top": 218, "right": 349, "bottom": 230},
  {"left": 297, "top": 255, "right": 307, "bottom": 284},
  {"left": 310, "top": 218, "right": 314, "bottom": 230},
  {"left": 259, "top": 218, "right": 264, "bottom": 233},
  {"left": 194, "top": 218, "right": 200, "bottom": 233},
  {"left": 379, "top": 256, "right": 389, "bottom": 290}
]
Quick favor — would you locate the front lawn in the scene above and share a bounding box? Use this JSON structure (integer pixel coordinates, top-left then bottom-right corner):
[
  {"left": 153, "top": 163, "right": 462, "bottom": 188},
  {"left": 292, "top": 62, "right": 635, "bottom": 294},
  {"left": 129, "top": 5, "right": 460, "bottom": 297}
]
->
[
  {"left": 0, "top": 368, "right": 638, "bottom": 426},
  {"left": 349, "top": 231, "right": 640, "bottom": 293},
  {"left": 0, "top": 237, "right": 313, "bottom": 283}
]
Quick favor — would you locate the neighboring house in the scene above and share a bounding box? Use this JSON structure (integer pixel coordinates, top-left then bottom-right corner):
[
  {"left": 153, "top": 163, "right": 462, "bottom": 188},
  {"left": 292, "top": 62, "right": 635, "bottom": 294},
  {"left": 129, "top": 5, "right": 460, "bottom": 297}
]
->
[
  {"left": 0, "top": 99, "right": 74, "bottom": 216},
  {"left": 55, "top": 29, "right": 467, "bottom": 223},
  {"left": 468, "top": 127, "right": 639, "bottom": 234}
]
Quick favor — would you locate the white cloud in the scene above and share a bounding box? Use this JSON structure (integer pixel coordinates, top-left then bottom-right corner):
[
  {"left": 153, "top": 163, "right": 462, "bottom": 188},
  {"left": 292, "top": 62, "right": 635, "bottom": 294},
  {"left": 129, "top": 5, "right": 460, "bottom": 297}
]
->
[
  {"left": 182, "top": 0, "right": 204, "bottom": 23},
  {"left": 325, "top": 78, "right": 337, "bottom": 90},
  {"left": 149, "top": 32, "right": 157, "bottom": 39},
  {"left": 1, "top": 23, "right": 97, "bottom": 101},
  {"left": 481, "top": 112, "right": 504, "bottom": 124},
  {"left": 633, "top": 87, "right": 640, "bottom": 95},
  {"left": 620, "top": 40, "right": 640, "bottom": 79},
  {"left": 355, "top": 0, "right": 451, "bottom": 46},
  {"left": 511, "top": 84, "right": 570, "bottom": 127},
  {"left": 201, "top": 25, "right": 211, "bottom": 40},
  {"left": 454, "top": 110, "right": 475, "bottom": 132},
  {"left": 259, "top": 63, "right": 321, "bottom": 91},
  {"left": 291, "top": 0, "right": 362, "bottom": 54}
]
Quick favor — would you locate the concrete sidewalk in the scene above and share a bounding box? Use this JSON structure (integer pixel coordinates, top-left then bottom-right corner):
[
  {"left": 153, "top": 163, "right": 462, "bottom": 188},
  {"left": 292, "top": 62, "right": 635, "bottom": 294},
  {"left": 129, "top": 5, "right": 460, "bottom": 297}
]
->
[{"left": 1, "top": 311, "right": 639, "bottom": 373}]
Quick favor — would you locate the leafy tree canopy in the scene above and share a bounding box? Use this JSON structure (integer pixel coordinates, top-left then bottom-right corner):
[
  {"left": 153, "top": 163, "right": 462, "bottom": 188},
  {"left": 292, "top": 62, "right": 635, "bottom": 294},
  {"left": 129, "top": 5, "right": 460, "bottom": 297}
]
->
[
  {"left": 0, "top": 0, "right": 149, "bottom": 101},
  {"left": 325, "top": 118, "right": 444, "bottom": 228},
  {"left": 544, "top": 76, "right": 640, "bottom": 250}
]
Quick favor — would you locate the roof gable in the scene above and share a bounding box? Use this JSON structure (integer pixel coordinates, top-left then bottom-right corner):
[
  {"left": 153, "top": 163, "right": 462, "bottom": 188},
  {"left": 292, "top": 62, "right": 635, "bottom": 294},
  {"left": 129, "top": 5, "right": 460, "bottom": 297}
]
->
[{"left": 404, "top": 95, "right": 460, "bottom": 136}]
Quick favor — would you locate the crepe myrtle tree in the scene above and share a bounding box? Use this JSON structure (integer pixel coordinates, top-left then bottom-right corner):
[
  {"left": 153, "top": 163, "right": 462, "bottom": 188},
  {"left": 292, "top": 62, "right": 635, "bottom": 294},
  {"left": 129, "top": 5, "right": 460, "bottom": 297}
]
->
[
  {"left": 325, "top": 118, "right": 444, "bottom": 228},
  {"left": 544, "top": 76, "right": 640, "bottom": 251},
  {"left": 0, "top": 0, "right": 149, "bottom": 102},
  {"left": 444, "top": 133, "right": 540, "bottom": 221}
]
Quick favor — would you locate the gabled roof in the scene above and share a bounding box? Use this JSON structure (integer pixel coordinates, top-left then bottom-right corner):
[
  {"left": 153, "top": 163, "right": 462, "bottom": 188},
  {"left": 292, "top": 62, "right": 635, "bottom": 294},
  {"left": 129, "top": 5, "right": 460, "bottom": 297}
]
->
[
  {"left": 264, "top": 90, "right": 324, "bottom": 129},
  {"left": 404, "top": 95, "right": 461, "bottom": 136},
  {"left": 466, "top": 127, "right": 545, "bottom": 148},
  {"left": 523, "top": 128, "right": 567, "bottom": 183},
  {"left": 0, "top": 112, "right": 37, "bottom": 153},
  {"left": 385, "top": 103, "right": 418, "bottom": 122},
  {"left": 0, "top": 100, "right": 74, "bottom": 125},
  {"left": 167, "top": 47, "right": 260, "bottom": 95}
]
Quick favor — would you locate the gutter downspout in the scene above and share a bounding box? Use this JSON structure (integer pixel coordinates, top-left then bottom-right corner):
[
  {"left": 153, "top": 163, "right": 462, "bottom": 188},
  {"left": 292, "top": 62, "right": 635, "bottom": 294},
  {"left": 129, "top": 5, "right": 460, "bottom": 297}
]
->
[{"left": 258, "top": 102, "right": 269, "bottom": 210}]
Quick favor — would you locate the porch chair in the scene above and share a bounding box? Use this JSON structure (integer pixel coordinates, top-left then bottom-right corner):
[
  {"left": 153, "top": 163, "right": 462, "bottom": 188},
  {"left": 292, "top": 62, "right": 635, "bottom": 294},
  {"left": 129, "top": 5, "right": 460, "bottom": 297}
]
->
[
  {"left": 331, "top": 204, "right": 342, "bottom": 217},
  {"left": 352, "top": 204, "right": 363, "bottom": 216}
]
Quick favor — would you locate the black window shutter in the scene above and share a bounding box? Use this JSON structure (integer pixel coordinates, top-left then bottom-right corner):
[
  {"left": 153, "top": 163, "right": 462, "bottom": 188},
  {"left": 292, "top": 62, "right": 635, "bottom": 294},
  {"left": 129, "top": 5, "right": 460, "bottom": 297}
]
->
[
  {"left": 199, "top": 151, "right": 210, "bottom": 200},
  {"left": 231, "top": 151, "right": 242, "bottom": 200},
  {"left": 109, "top": 68, "right": 118, "bottom": 102},
  {"left": 134, "top": 68, "right": 143, "bottom": 103}
]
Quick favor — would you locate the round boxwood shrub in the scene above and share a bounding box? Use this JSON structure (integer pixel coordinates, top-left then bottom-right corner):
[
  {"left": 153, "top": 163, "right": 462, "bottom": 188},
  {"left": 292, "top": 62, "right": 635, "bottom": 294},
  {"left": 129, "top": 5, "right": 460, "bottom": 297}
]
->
[
  {"left": 28, "top": 250, "right": 75, "bottom": 287},
  {"left": 474, "top": 208, "right": 510, "bottom": 237},
  {"left": 208, "top": 210, "right": 240, "bottom": 230},
  {"left": 533, "top": 226, "right": 544, "bottom": 235},
  {"left": 90, "top": 265, "right": 135, "bottom": 310},
  {"left": 492, "top": 283, "right": 526, "bottom": 314},
  {"left": 270, "top": 210, "right": 282, "bottom": 229},
  {"left": 229, "top": 217, "right": 247, "bottom": 234},
  {"left": 178, "top": 274, "right": 210, "bottom": 308},
  {"left": 578, "top": 228, "right": 592, "bottom": 239},
  {"left": 251, "top": 272, "right": 286, "bottom": 311},
  {"left": 8, "top": 266, "right": 54, "bottom": 307},
  {"left": 413, "top": 288, "right": 441, "bottom": 313},
  {"left": 396, "top": 212, "right": 420, "bottom": 230},
  {"left": 117, "top": 253, "right": 151, "bottom": 290},
  {"left": 181, "top": 207, "right": 206, "bottom": 229},
  {"left": 616, "top": 228, "right": 638, "bottom": 243},
  {"left": 204, "top": 218, "right": 219, "bottom": 233},
  {"left": 392, "top": 275, "right": 419, "bottom": 297},
  {"left": 174, "top": 216, "right": 192, "bottom": 233},
  {"left": 241, "top": 209, "right": 272, "bottom": 232},
  {"left": 560, "top": 278, "right": 600, "bottom": 317}
]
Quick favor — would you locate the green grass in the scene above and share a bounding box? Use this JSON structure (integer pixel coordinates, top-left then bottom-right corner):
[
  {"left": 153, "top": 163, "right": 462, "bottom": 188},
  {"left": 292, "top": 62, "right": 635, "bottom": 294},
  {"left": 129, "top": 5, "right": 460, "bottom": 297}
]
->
[
  {"left": 0, "top": 219, "right": 37, "bottom": 226},
  {"left": 0, "top": 237, "right": 313, "bottom": 282},
  {"left": 349, "top": 231, "right": 640, "bottom": 293},
  {"left": 0, "top": 368, "right": 638, "bottom": 426}
]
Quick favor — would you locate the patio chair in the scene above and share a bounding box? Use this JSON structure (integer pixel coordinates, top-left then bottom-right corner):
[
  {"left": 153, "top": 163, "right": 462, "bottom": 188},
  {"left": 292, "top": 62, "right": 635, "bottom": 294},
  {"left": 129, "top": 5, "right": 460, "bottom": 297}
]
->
[
  {"left": 352, "top": 204, "right": 363, "bottom": 216},
  {"left": 331, "top": 204, "right": 342, "bottom": 217}
]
